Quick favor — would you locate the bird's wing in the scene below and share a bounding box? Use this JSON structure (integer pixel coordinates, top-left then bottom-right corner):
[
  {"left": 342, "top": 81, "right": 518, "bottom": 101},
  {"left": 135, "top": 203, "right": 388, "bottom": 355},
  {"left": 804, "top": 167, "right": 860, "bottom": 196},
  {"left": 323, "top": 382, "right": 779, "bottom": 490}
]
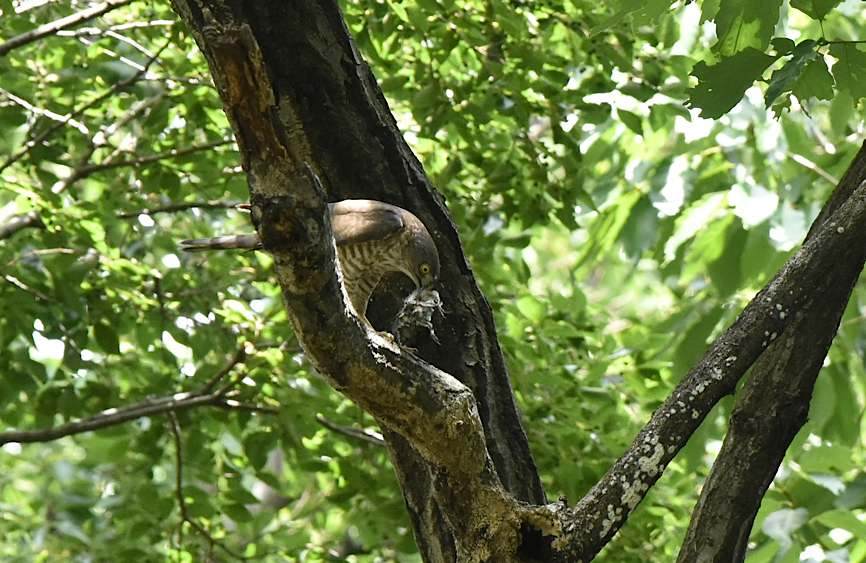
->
[{"left": 329, "top": 200, "right": 404, "bottom": 246}]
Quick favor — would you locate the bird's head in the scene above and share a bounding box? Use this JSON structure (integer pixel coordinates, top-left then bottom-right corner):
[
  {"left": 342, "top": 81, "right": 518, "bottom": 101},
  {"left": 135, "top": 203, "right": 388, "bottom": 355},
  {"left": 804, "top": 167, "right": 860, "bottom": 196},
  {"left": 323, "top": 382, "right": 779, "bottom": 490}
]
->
[{"left": 404, "top": 227, "right": 440, "bottom": 289}]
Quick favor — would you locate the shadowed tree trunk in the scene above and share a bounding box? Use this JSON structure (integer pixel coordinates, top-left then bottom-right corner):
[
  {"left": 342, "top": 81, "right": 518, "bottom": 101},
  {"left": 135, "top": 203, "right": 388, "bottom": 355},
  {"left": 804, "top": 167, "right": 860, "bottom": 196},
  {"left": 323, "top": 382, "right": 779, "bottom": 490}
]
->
[{"left": 168, "top": 1, "right": 545, "bottom": 559}]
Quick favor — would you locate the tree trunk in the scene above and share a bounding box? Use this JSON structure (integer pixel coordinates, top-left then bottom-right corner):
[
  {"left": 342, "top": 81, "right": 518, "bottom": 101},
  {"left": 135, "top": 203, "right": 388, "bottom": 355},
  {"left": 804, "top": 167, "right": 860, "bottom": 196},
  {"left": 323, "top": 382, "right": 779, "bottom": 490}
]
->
[{"left": 168, "top": 1, "right": 545, "bottom": 558}]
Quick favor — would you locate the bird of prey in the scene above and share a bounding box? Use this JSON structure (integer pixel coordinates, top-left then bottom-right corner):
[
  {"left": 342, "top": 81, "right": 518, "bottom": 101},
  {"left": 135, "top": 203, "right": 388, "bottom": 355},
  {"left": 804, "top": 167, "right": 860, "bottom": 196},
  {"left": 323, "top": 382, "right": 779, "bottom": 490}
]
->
[{"left": 180, "top": 199, "right": 440, "bottom": 324}]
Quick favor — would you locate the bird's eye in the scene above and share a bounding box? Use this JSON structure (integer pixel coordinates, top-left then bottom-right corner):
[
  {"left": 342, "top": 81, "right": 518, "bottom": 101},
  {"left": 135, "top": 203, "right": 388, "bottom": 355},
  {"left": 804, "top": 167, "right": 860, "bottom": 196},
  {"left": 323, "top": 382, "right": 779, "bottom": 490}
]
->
[{"left": 419, "top": 263, "right": 431, "bottom": 275}]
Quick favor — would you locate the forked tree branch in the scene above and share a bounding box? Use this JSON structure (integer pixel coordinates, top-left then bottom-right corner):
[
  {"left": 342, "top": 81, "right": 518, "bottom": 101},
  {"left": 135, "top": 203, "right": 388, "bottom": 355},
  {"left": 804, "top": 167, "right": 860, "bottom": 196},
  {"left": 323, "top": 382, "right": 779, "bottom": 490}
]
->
[
  {"left": 678, "top": 143, "right": 866, "bottom": 560},
  {"left": 164, "top": 2, "right": 866, "bottom": 561},
  {"left": 553, "top": 173, "right": 866, "bottom": 560}
]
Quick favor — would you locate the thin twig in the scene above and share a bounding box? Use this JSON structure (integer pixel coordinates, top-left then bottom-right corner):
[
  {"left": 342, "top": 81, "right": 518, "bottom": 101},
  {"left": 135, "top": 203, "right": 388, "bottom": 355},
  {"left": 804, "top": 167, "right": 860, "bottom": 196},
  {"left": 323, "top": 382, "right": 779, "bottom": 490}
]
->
[
  {"left": 818, "top": 38, "right": 866, "bottom": 46},
  {"left": 0, "top": 345, "right": 270, "bottom": 446},
  {"left": 0, "top": 211, "right": 44, "bottom": 240},
  {"left": 50, "top": 93, "right": 166, "bottom": 194},
  {"left": 116, "top": 199, "right": 245, "bottom": 218},
  {"left": 73, "top": 138, "right": 233, "bottom": 178},
  {"left": 0, "top": 89, "right": 89, "bottom": 134},
  {"left": 202, "top": 344, "right": 248, "bottom": 392},
  {"left": 3, "top": 274, "right": 51, "bottom": 302},
  {"left": 0, "top": 0, "right": 135, "bottom": 57},
  {"left": 168, "top": 413, "right": 253, "bottom": 561},
  {"left": 790, "top": 153, "right": 838, "bottom": 185},
  {"left": 315, "top": 414, "right": 385, "bottom": 446}
]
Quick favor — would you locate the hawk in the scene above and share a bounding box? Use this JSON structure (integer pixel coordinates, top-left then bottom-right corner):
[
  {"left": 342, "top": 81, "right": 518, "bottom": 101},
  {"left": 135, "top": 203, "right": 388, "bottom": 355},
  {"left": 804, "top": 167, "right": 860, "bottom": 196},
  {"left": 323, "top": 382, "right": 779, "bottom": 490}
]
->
[{"left": 180, "top": 199, "right": 440, "bottom": 324}]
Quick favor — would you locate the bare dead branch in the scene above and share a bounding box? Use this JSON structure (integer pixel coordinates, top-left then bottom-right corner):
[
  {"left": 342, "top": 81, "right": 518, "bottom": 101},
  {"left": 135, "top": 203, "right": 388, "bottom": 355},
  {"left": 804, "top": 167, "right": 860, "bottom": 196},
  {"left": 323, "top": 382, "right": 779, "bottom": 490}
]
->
[
  {"left": 0, "top": 211, "right": 43, "bottom": 240},
  {"left": 3, "top": 274, "right": 51, "bottom": 301},
  {"left": 0, "top": 89, "right": 89, "bottom": 134},
  {"left": 315, "top": 414, "right": 385, "bottom": 446},
  {"left": 0, "top": 0, "right": 135, "bottom": 57}
]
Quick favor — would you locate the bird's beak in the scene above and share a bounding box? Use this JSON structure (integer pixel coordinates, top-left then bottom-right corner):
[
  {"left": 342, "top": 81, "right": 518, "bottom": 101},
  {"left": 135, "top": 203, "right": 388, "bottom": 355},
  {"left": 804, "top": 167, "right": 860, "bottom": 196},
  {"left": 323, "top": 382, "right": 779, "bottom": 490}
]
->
[{"left": 406, "top": 271, "right": 421, "bottom": 289}]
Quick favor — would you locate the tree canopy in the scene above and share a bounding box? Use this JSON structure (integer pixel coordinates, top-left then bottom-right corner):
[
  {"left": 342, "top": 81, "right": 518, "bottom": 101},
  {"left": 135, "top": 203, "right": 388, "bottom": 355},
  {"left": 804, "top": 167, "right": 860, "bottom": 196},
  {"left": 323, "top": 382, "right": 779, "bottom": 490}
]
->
[{"left": 1, "top": 0, "right": 866, "bottom": 561}]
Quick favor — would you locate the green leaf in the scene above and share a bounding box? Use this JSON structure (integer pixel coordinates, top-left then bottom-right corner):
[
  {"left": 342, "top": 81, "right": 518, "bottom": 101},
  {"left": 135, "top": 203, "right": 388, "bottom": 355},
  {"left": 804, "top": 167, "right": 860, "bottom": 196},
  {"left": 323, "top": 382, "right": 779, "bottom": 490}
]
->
[
  {"left": 829, "top": 44, "right": 866, "bottom": 102},
  {"left": 713, "top": 0, "right": 783, "bottom": 56},
  {"left": 792, "top": 58, "right": 835, "bottom": 102},
  {"left": 688, "top": 48, "right": 779, "bottom": 118},
  {"left": 93, "top": 322, "right": 120, "bottom": 355},
  {"left": 222, "top": 503, "right": 254, "bottom": 522},
  {"left": 764, "top": 40, "right": 819, "bottom": 107},
  {"left": 244, "top": 431, "right": 274, "bottom": 472},
  {"left": 618, "top": 109, "right": 643, "bottom": 135},
  {"left": 516, "top": 295, "right": 546, "bottom": 323},
  {"left": 790, "top": 0, "right": 843, "bottom": 19},
  {"left": 813, "top": 509, "right": 866, "bottom": 538}
]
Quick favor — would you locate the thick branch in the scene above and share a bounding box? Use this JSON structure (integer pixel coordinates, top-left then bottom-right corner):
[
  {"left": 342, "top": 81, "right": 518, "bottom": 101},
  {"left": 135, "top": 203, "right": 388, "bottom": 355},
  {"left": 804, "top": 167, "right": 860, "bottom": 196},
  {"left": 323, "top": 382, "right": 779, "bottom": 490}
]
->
[
  {"left": 0, "top": 0, "right": 135, "bottom": 57},
  {"left": 678, "top": 143, "right": 866, "bottom": 561},
  {"left": 168, "top": 4, "right": 526, "bottom": 559},
  {"left": 553, "top": 176, "right": 866, "bottom": 560}
]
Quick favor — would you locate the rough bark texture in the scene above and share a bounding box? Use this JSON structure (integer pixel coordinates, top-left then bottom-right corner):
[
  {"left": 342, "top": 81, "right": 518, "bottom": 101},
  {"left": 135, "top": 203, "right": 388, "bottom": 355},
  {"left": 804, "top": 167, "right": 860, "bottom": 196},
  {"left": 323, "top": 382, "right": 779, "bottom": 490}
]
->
[
  {"left": 167, "top": 1, "right": 544, "bottom": 559},
  {"left": 552, "top": 173, "right": 866, "bottom": 560},
  {"left": 677, "top": 144, "right": 866, "bottom": 562}
]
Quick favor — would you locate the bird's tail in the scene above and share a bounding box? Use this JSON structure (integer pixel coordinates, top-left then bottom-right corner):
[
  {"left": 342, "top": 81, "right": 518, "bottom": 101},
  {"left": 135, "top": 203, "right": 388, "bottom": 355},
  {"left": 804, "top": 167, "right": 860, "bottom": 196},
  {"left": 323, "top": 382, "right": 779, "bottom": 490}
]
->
[{"left": 179, "top": 233, "right": 261, "bottom": 252}]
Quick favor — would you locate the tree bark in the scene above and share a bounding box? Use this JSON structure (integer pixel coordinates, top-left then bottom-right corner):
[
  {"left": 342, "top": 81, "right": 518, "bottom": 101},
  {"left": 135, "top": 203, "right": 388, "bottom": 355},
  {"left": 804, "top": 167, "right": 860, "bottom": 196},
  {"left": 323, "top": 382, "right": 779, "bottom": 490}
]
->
[
  {"left": 678, "top": 143, "right": 866, "bottom": 562},
  {"left": 167, "top": 1, "right": 544, "bottom": 559}
]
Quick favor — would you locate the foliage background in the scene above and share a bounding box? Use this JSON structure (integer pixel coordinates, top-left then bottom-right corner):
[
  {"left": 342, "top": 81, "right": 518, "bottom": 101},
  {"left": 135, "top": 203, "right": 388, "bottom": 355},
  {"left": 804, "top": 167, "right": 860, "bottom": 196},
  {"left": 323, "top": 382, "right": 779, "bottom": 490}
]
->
[{"left": 2, "top": 0, "right": 866, "bottom": 561}]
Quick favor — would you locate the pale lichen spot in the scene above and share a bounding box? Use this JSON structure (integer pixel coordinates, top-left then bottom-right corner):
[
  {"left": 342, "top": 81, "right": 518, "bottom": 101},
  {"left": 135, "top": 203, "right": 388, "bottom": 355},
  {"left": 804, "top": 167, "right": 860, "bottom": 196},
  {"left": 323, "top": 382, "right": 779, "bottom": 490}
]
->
[
  {"left": 621, "top": 478, "right": 647, "bottom": 510},
  {"left": 637, "top": 443, "right": 665, "bottom": 477},
  {"left": 837, "top": 226, "right": 845, "bottom": 234}
]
